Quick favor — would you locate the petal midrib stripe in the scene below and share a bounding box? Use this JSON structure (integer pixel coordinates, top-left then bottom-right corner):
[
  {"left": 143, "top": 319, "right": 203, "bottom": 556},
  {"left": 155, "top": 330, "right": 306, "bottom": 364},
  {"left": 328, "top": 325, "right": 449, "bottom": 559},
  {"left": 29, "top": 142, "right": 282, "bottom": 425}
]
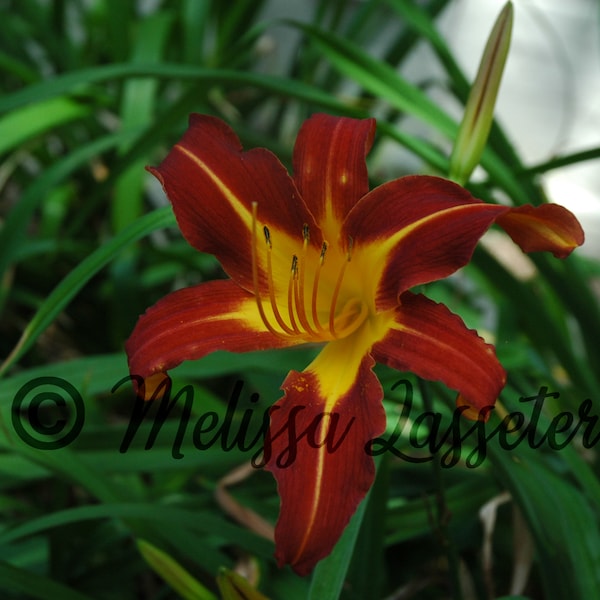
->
[
  {"left": 175, "top": 144, "right": 253, "bottom": 229},
  {"left": 378, "top": 203, "right": 501, "bottom": 256}
]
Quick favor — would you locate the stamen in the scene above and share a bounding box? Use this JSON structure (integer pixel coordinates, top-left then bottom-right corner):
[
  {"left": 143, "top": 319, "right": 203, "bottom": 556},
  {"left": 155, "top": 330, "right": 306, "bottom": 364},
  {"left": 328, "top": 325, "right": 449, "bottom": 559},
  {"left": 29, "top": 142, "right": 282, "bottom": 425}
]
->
[
  {"left": 329, "top": 237, "right": 353, "bottom": 338},
  {"left": 295, "top": 224, "right": 317, "bottom": 335},
  {"left": 251, "top": 203, "right": 286, "bottom": 338},
  {"left": 311, "top": 242, "right": 328, "bottom": 333},
  {"left": 287, "top": 256, "right": 300, "bottom": 333},
  {"left": 264, "top": 225, "right": 295, "bottom": 335}
]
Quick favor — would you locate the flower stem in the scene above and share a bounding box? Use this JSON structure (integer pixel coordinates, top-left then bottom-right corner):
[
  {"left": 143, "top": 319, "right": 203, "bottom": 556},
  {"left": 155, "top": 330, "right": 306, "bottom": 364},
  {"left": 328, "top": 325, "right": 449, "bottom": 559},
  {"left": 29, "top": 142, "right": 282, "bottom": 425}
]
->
[{"left": 418, "top": 379, "right": 464, "bottom": 600}]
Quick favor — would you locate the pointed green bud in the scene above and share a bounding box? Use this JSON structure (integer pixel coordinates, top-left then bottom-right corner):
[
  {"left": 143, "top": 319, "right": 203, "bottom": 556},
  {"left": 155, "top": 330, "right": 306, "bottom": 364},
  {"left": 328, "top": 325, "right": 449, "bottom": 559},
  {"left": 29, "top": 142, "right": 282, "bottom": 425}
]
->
[
  {"left": 137, "top": 539, "right": 217, "bottom": 600},
  {"left": 216, "top": 567, "right": 270, "bottom": 600},
  {"left": 449, "top": 2, "right": 514, "bottom": 184}
]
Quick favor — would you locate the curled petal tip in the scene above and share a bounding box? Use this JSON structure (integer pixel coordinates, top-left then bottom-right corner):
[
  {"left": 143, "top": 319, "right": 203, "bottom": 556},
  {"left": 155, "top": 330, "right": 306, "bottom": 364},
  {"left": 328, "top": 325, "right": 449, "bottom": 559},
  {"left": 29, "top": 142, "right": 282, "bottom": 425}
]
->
[
  {"left": 125, "top": 372, "right": 171, "bottom": 402},
  {"left": 456, "top": 394, "right": 495, "bottom": 422},
  {"left": 497, "top": 203, "right": 585, "bottom": 258}
]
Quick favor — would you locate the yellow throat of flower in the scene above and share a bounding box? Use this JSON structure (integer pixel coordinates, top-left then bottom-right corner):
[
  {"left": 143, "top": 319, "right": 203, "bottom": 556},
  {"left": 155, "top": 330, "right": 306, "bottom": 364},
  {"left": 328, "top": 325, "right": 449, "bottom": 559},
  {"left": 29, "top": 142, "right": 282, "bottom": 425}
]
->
[{"left": 251, "top": 202, "right": 369, "bottom": 342}]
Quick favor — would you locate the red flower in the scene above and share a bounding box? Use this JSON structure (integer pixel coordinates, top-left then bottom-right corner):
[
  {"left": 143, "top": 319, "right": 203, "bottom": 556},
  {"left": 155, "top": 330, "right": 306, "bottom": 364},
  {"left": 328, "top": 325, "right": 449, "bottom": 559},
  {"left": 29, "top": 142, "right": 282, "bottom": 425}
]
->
[{"left": 126, "top": 113, "right": 584, "bottom": 575}]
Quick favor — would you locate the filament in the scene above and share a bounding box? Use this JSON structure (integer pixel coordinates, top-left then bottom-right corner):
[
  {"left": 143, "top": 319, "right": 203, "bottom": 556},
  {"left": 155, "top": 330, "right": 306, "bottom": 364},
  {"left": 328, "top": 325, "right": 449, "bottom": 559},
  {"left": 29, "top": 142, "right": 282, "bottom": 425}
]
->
[
  {"left": 294, "top": 224, "right": 317, "bottom": 335},
  {"left": 329, "top": 237, "right": 353, "bottom": 338},
  {"left": 264, "top": 225, "right": 295, "bottom": 335},
  {"left": 251, "top": 203, "right": 287, "bottom": 338},
  {"left": 311, "top": 242, "right": 328, "bottom": 333},
  {"left": 287, "top": 256, "right": 300, "bottom": 333}
]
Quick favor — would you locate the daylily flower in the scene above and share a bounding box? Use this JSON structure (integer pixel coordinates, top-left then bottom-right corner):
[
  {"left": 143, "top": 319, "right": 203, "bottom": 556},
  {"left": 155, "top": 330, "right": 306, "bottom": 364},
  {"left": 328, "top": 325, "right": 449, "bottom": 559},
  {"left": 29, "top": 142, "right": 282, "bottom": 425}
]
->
[{"left": 126, "top": 113, "right": 584, "bottom": 576}]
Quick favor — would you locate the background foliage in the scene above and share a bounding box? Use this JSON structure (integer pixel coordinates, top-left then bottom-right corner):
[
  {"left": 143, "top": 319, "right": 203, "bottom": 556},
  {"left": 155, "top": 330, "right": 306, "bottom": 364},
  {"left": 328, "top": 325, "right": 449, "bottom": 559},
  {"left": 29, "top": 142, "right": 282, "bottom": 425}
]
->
[{"left": 0, "top": 0, "right": 599, "bottom": 598}]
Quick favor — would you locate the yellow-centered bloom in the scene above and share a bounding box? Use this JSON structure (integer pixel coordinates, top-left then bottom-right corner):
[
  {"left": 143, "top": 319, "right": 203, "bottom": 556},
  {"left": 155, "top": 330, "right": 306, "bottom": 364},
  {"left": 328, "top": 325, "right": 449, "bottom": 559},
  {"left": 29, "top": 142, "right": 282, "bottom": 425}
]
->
[{"left": 126, "top": 113, "right": 584, "bottom": 575}]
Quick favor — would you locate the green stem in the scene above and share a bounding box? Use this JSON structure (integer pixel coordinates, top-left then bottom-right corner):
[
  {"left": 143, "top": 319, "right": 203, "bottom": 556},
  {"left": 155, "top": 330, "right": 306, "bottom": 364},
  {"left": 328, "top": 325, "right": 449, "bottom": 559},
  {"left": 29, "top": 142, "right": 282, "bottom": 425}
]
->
[{"left": 418, "top": 379, "right": 464, "bottom": 600}]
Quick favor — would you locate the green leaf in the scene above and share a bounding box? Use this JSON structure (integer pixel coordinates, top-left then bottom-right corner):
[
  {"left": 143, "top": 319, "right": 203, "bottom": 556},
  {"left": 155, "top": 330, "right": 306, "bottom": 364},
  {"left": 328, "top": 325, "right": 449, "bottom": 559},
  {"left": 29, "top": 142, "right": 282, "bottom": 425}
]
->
[
  {"left": 0, "top": 63, "right": 348, "bottom": 115},
  {"left": 0, "top": 96, "right": 90, "bottom": 156},
  {"left": 0, "top": 207, "right": 176, "bottom": 377},
  {"left": 0, "top": 130, "right": 139, "bottom": 283},
  {"left": 0, "top": 560, "right": 93, "bottom": 600},
  {"left": 308, "top": 457, "right": 381, "bottom": 600},
  {"left": 345, "top": 454, "right": 389, "bottom": 598},
  {"left": 290, "top": 21, "right": 456, "bottom": 137},
  {"left": 489, "top": 431, "right": 600, "bottom": 598},
  {"left": 112, "top": 12, "right": 174, "bottom": 232},
  {"left": 0, "top": 503, "right": 273, "bottom": 557}
]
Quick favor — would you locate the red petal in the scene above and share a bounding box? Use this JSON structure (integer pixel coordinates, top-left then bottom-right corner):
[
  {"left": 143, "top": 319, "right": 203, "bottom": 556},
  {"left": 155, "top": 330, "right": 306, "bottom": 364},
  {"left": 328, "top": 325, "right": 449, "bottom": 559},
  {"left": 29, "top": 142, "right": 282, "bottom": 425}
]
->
[
  {"left": 343, "top": 175, "right": 507, "bottom": 309},
  {"left": 264, "top": 338, "right": 386, "bottom": 575},
  {"left": 496, "top": 203, "right": 585, "bottom": 258},
  {"left": 372, "top": 292, "right": 506, "bottom": 414},
  {"left": 292, "top": 114, "right": 375, "bottom": 241},
  {"left": 125, "top": 279, "right": 296, "bottom": 380},
  {"left": 150, "top": 114, "right": 320, "bottom": 293}
]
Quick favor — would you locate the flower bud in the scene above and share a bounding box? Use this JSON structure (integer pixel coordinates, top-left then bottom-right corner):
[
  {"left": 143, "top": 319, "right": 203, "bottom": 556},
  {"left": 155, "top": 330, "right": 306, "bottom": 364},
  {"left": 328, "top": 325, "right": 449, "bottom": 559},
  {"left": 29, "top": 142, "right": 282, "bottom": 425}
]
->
[
  {"left": 217, "top": 567, "right": 269, "bottom": 600},
  {"left": 137, "top": 539, "right": 217, "bottom": 600},
  {"left": 449, "top": 2, "right": 514, "bottom": 184}
]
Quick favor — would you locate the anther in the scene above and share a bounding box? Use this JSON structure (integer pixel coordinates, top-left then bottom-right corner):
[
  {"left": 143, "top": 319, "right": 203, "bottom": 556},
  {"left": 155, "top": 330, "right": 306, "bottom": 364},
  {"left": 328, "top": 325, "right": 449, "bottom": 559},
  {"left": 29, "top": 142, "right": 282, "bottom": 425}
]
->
[
  {"left": 302, "top": 223, "right": 310, "bottom": 241},
  {"left": 287, "top": 256, "right": 300, "bottom": 333},
  {"left": 346, "top": 236, "right": 354, "bottom": 260},
  {"left": 320, "top": 242, "right": 328, "bottom": 262},
  {"left": 263, "top": 226, "right": 271, "bottom": 247}
]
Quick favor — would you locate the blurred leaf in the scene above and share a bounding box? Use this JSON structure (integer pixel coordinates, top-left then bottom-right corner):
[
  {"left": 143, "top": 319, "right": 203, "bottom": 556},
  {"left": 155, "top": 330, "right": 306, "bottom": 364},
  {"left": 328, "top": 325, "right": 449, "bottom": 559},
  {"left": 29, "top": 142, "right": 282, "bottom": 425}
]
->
[
  {"left": 308, "top": 457, "right": 381, "bottom": 600},
  {"left": 290, "top": 20, "right": 455, "bottom": 137},
  {"left": 0, "top": 560, "right": 92, "bottom": 600},
  {"left": 0, "top": 207, "right": 176, "bottom": 377},
  {"left": 0, "top": 63, "right": 349, "bottom": 115},
  {"left": 0, "top": 96, "right": 90, "bottom": 156},
  {"left": 489, "top": 429, "right": 600, "bottom": 598},
  {"left": 113, "top": 12, "right": 174, "bottom": 232},
  {"left": 0, "top": 502, "right": 273, "bottom": 558},
  {"left": 0, "top": 129, "right": 139, "bottom": 284}
]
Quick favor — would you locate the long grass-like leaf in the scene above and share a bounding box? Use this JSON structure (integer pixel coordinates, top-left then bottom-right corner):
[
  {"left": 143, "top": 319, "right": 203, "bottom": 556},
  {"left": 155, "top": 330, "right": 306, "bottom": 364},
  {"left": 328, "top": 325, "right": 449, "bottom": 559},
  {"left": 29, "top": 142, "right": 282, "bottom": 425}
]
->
[
  {"left": 490, "top": 440, "right": 600, "bottom": 598},
  {"left": 0, "top": 130, "right": 139, "bottom": 282},
  {"left": 0, "top": 502, "right": 273, "bottom": 556},
  {"left": 308, "top": 457, "right": 381, "bottom": 600},
  {"left": 0, "top": 207, "right": 175, "bottom": 377},
  {"left": 0, "top": 64, "right": 350, "bottom": 115},
  {"left": 0, "top": 96, "right": 90, "bottom": 156},
  {"left": 112, "top": 12, "right": 174, "bottom": 232},
  {"left": 0, "top": 561, "right": 92, "bottom": 600}
]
